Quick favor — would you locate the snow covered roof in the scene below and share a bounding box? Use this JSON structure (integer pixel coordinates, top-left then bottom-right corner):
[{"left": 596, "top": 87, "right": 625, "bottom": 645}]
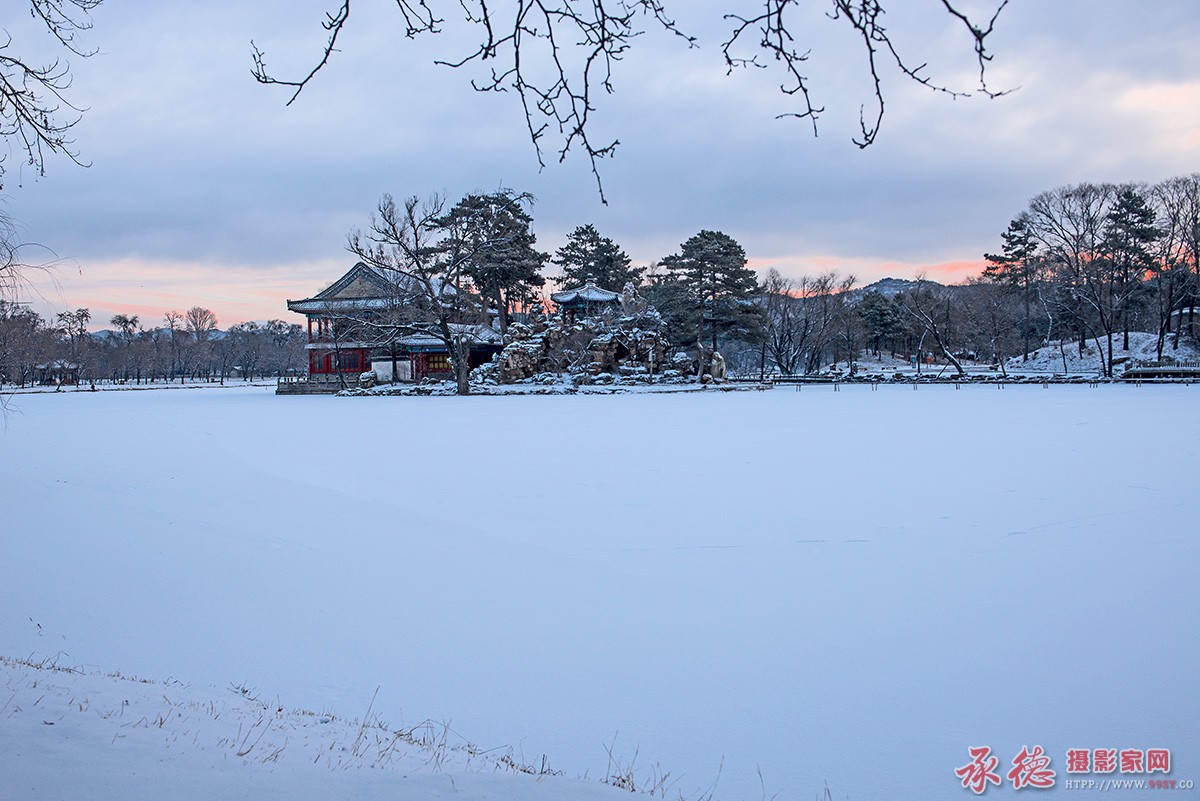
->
[
  {"left": 388, "top": 324, "right": 502, "bottom": 348},
  {"left": 314, "top": 262, "right": 394, "bottom": 299},
  {"left": 286, "top": 297, "right": 402, "bottom": 314},
  {"left": 306, "top": 324, "right": 502, "bottom": 352},
  {"left": 287, "top": 263, "right": 457, "bottom": 316},
  {"left": 391, "top": 323, "right": 504, "bottom": 347},
  {"left": 550, "top": 279, "right": 620, "bottom": 306}
]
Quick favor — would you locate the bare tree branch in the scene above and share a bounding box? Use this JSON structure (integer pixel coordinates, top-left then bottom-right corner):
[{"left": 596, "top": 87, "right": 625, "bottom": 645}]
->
[
  {"left": 1, "top": 1, "right": 102, "bottom": 187},
  {"left": 29, "top": 0, "right": 103, "bottom": 57},
  {"left": 938, "top": 0, "right": 1010, "bottom": 98},
  {"left": 251, "top": 1, "right": 353, "bottom": 107},
  {"left": 251, "top": 2, "right": 1011, "bottom": 194},
  {"left": 826, "top": 0, "right": 1010, "bottom": 148},
  {"left": 722, "top": 0, "right": 821, "bottom": 136}
]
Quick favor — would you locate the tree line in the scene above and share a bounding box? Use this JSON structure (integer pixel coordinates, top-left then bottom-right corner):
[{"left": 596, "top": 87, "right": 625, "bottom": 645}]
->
[
  {"left": 0, "top": 303, "right": 305, "bottom": 387},
  {"left": 7, "top": 173, "right": 1197, "bottom": 389},
  {"left": 980, "top": 176, "right": 1199, "bottom": 377},
  {"left": 340, "top": 190, "right": 766, "bottom": 393},
  {"left": 754, "top": 175, "right": 1199, "bottom": 378},
  {"left": 344, "top": 175, "right": 1200, "bottom": 391}
]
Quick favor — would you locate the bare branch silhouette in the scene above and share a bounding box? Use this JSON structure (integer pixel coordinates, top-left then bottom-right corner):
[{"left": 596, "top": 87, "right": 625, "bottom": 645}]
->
[{"left": 251, "top": 2, "right": 1009, "bottom": 199}]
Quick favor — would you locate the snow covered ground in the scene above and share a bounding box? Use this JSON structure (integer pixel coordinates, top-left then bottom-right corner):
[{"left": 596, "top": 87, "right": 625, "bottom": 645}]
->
[
  {"left": 0, "top": 655, "right": 623, "bottom": 801},
  {"left": 1, "top": 378, "right": 278, "bottom": 395},
  {"left": 1, "top": 384, "right": 1196, "bottom": 799},
  {"left": 794, "top": 331, "right": 1200, "bottom": 378},
  {"left": 1005, "top": 332, "right": 1200, "bottom": 375}
]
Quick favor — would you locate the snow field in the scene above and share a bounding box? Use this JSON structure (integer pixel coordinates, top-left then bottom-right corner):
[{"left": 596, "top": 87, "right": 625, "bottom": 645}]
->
[
  {"left": 0, "top": 654, "right": 625, "bottom": 801},
  {"left": 1, "top": 383, "right": 1196, "bottom": 799}
]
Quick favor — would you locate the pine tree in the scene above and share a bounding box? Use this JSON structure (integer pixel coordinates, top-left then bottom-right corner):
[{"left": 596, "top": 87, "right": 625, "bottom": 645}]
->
[
  {"left": 984, "top": 213, "right": 1043, "bottom": 361},
  {"left": 1102, "top": 185, "right": 1159, "bottom": 350},
  {"left": 659, "top": 230, "right": 762, "bottom": 350},
  {"left": 553, "top": 224, "right": 642, "bottom": 291},
  {"left": 857, "top": 290, "right": 903, "bottom": 356},
  {"left": 438, "top": 190, "right": 548, "bottom": 339}
]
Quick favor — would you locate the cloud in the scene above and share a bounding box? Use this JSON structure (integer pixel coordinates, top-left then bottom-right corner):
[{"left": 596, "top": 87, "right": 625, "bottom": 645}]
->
[
  {"left": 6, "top": 0, "right": 1200, "bottom": 323},
  {"left": 21, "top": 256, "right": 347, "bottom": 327}
]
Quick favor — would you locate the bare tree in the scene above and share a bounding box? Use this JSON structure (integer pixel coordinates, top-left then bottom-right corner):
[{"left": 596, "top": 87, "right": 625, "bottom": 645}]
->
[
  {"left": 348, "top": 193, "right": 500, "bottom": 395},
  {"left": 897, "top": 278, "right": 964, "bottom": 376},
  {"left": 759, "top": 269, "right": 865, "bottom": 375},
  {"left": 52, "top": 305, "right": 90, "bottom": 382},
  {"left": 263, "top": 319, "right": 305, "bottom": 377},
  {"left": 225, "top": 321, "right": 257, "bottom": 381},
  {"left": 800, "top": 272, "right": 845, "bottom": 373},
  {"left": 1025, "top": 182, "right": 1114, "bottom": 371},
  {"left": 1151, "top": 175, "right": 1200, "bottom": 353},
  {"left": 0, "top": 212, "right": 22, "bottom": 301},
  {"left": 251, "top": 2, "right": 1010, "bottom": 201},
  {"left": 1, "top": 0, "right": 103, "bottom": 188},
  {"left": 829, "top": 273, "right": 859, "bottom": 370},
  {"left": 760, "top": 269, "right": 808, "bottom": 375},
  {"left": 162, "top": 309, "right": 190, "bottom": 382},
  {"left": 0, "top": 0, "right": 102, "bottom": 338},
  {"left": 107, "top": 312, "right": 145, "bottom": 382},
  {"left": 184, "top": 306, "right": 218, "bottom": 342},
  {"left": 960, "top": 278, "right": 1019, "bottom": 374},
  {"left": 0, "top": 300, "right": 52, "bottom": 386}
]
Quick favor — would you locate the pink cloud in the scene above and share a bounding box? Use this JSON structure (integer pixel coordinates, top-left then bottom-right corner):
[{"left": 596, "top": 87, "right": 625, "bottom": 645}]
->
[
  {"left": 23, "top": 252, "right": 991, "bottom": 333},
  {"left": 21, "top": 256, "right": 348, "bottom": 329}
]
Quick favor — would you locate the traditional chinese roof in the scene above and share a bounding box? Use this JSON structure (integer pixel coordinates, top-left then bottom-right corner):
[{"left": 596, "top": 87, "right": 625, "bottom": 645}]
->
[
  {"left": 307, "top": 324, "right": 503, "bottom": 353},
  {"left": 550, "top": 279, "right": 621, "bottom": 306},
  {"left": 317, "top": 262, "right": 393, "bottom": 298},
  {"left": 394, "top": 324, "right": 503, "bottom": 348},
  {"left": 287, "top": 296, "right": 401, "bottom": 314},
  {"left": 287, "top": 262, "right": 455, "bottom": 315}
]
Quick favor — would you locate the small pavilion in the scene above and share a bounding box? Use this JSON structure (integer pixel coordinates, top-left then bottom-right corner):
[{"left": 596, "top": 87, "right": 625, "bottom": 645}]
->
[{"left": 550, "top": 277, "right": 621, "bottom": 321}]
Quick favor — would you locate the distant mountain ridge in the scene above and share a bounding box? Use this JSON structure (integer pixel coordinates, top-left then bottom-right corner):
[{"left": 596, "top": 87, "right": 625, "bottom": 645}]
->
[{"left": 855, "top": 277, "right": 946, "bottom": 298}]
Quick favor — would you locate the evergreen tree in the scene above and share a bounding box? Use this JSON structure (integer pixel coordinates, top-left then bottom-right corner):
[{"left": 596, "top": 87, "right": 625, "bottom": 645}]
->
[
  {"left": 659, "top": 230, "right": 762, "bottom": 350},
  {"left": 1102, "top": 185, "right": 1159, "bottom": 350},
  {"left": 857, "top": 290, "right": 903, "bottom": 356},
  {"left": 984, "top": 214, "right": 1040, "bottom": 284},
  {"left": 641, "top": 278, "right": 701, "bottom": 349},
  {"left": 553, "top": 224, "right": 643, "bottom": 291},
  {"left": 438, "top": 190, "right": 548, "bottom": 338},
  {"left": 984, "top": 213, "right": 1044, "bottom": 361}
]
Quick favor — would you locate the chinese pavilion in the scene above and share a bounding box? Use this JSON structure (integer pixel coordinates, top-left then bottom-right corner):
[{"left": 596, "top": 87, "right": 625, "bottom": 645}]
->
[
  {"left": 549, "top": 277, "right": 622, "bottom": 320},
  {"left": 286, "top": 262, "right": 502, "bottom": 383}
]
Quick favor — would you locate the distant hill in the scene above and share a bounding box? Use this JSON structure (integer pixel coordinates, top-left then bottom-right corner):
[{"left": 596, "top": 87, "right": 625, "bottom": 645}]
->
[
  {"left": 852, "top": 277, "right": 953, "bottom": 299},
  {"left": 763, "top": 276, "right": 955, "bottom": 308}
]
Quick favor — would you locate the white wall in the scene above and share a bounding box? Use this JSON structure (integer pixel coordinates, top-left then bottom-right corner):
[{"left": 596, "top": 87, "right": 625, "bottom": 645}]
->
[{"left": 370, "top": 357, "right": 411, "bottom": 382}]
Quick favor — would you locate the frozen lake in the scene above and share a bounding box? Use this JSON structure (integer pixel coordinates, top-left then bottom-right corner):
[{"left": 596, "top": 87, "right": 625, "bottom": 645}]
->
[{"left": 2, "top": 384, "right": 1196, "bottom": 799}]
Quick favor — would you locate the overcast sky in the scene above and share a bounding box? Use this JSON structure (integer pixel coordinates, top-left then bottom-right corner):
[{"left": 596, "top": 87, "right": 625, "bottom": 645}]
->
[{"left": 6, "top": 1, "right": 1199, "bottom": 326}]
